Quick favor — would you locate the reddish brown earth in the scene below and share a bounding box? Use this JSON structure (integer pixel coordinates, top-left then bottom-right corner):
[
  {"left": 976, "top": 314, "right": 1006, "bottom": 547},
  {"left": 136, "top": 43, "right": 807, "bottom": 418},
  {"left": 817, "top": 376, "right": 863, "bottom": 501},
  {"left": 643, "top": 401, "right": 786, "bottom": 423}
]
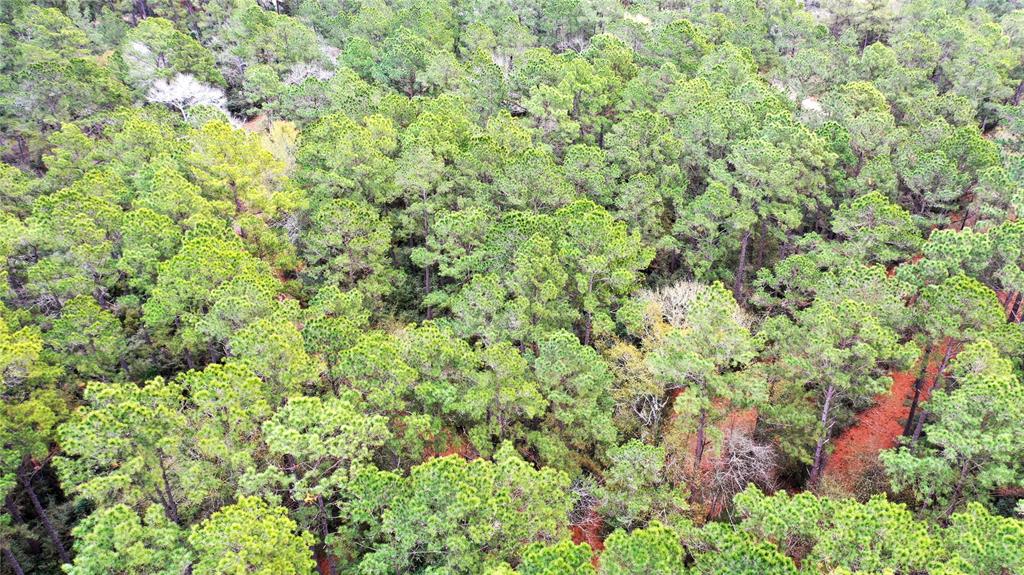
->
[
  {"left": 825, "top": 286, "right": 1024, "bottom": 490},
  {"left": 241, "top": 113, "right": 268, "bottom": 132},
  {"left": 823, "top": 357, "right": 940, "bottom": 490},
  {"left": 570, "top": 508, "right": 604, "bottom": 566},
  {"left": 316, "top": 551, "right": 335, "bottom": 575},
  {"left": 422, "top": 432, "right": 477, "bottom": 461}
]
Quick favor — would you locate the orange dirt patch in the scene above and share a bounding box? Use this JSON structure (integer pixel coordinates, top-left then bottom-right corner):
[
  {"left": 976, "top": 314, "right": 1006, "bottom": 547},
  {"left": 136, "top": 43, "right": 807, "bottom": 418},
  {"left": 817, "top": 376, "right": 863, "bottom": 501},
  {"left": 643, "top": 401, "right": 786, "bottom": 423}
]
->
[
  {"left": 421, "top": 431, "right": 477, "bottom": 461},
  {"left": 241, "top": 113, "right": 268, "bottom": 132},
  {"left": 570, "top": 507, "right": 604, "bottom": 565},
  {"left": 824, "top": 356, "right": 940, "bottom": 490}
]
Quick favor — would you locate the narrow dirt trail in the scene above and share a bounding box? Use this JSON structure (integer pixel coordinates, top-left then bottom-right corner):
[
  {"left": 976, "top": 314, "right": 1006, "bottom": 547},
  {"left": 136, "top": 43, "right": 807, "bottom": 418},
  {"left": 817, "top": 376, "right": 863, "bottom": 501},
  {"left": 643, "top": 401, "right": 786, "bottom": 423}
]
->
[
  {"left": 821, "top": 207, "right": 998, "bottom": 491},
  {"left": 823, "top": 357, "right": 940, "bottom": 490},
  {"left": 570, "top": 508, "right": 605, "bottom": 562},
  {"left": 825, "top": 289, "right": 1022, "bottom": 489}
]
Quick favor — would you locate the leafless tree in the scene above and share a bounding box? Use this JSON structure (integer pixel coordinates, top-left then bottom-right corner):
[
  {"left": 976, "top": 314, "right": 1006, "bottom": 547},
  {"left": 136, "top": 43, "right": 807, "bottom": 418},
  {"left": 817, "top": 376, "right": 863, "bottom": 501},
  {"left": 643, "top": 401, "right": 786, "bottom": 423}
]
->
[
  {"left": 147, "top": 74, "right": 228, "bottom": 121},
  {"left": 707, "top": 431, "right": 777, "bottom": 514}
]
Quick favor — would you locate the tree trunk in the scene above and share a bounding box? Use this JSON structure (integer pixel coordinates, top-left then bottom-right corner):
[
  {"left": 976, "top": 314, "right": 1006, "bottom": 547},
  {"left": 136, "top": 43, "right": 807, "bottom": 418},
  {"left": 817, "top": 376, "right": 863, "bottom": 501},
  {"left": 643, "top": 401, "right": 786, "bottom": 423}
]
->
[
  {"left": 808, "top": 385, "right": 836, "bottom": 487},
  {"left": 903, "top": 344, "right": 933, "bottom": 436},
  {"left": 733, "top": 230, "right": 752, "bottom": 302},
  {"left": 15, "top": 134, "right": 30, "bottom": 169},
  {"left": 19, "top": 469, "right": 69, "bottom": 565},
  {"left": 1014, "top": 78, "right": 1024, "bottom": 105},
  {"left": 935, "top": 340, "right": 955, "bottom": 382},
  {"left": 2, "top": 546, "right": 26, "bottom": 575},
  {"left": 754, "top": 220, "right": 768, "bottom": 271},
  {"left": 1002, "top": 291, "right": 1017, "bottom": 317},
  {"left": 693, "top": 407, "right": 707, "bottom": 473},
  {"left": 910, "top": 340, "right": 955, "bottom": 446},
  {"left": 4, "top": 494, "right": 23, "bottom": 524},
  {"left": 157, "top": 454, "right": 181, "bottom": 525},
  {"left": 943, "top": 457, "right": 972, "bottom": 520},
  {"left": 1006, "top": 291, "right": 1022, "bottom": 322},
  {"left": 909, "top": 406, "right": 929, "bottom": 446},
  {"left": 314, "top": 496, "right": 336, "bottom": 575},
  {"left": 424, "top": 264, "right": 433, "bottom": 320}
]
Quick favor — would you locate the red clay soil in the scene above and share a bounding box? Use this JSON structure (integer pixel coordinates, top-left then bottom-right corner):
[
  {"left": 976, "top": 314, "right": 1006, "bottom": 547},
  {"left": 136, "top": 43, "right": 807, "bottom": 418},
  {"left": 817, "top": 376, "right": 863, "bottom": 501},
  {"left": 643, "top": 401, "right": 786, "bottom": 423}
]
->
[
  {"left": 421, "top": 431, "right": 477, "bottom": 460},
  {"left": 241, "top": 113, "right": 268, "bottom": 132},
  {"left": 824, "top": 288, "right": 1022, "bottom": 491},
  {"left": 570, "top": 508, "right": 605, "bottom": 565},
  {"left": 316, "top": 551, "right": 335, "bottom": 575},
  {"left": 823, "top": 357, "right": 941, "bottom": 490}
]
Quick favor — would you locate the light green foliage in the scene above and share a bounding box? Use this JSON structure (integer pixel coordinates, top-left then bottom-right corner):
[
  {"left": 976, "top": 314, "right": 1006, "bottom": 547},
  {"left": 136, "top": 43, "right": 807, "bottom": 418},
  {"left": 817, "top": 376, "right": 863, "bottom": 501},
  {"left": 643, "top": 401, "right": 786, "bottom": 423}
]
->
[
  {"left": 599, "top": 521, "right": 686, "bottom": 575},
  {"left": 3, "top": 1, "right": 1024, "bottom": 573},
  {"left": 186, "top": 120, "right": 301, "bottom": 221},
  {"left": 595, "top": 440, "right": 687, "bottom": 531},
  {"left": 332, "top": 330, "right": 415, "bottom": 414},
  {"left": 683, "top": 522, "right": 798, "bottom": 575},
  {"left": 759, "top": 297, "right": 915, "bottom": 477},
  {"left": 0, "top": 388, "right": 66, "bottom": 503},
  {"left": 117, "top": 207, "right": 183, "bottom": 294},
  {"left": 141, "top": 234, "right": 280, "bottom": 356},
  {"left": 175, "top": 362, "right": 272, "bottom": 505},
  {"left": 65, "top": 505, "right": 190, "bottom": 575},
  {"left": 648, "top": 283, "right": 762, "bottom": 469},
  {"left": 945, "top": 502, "right": 1024, "bottom": 573},
  {"left": 0, "top": 212, "right": 22, "bottom": 299},
  {"left": 23, "top": 170, "right": 124, "bottom": 308},
  {"left": 990, "top": 220, "right": 1024, "bottom": 292},
  {"left": 0, "top": 306, "right": 53, "bottom": 391},
  {"left": 188, "top": 496, "right": 315, "bottom": 575},
  {"left": 10, "top": 6, "right": 90, "bottom": 64},
  {"left": 300, "top": 199, "right": 398, "bottom": 303},
  {"left": 227, "top": 317, "right": 322, "bottom": 396},
  {"left": 295, "top": 112, "right": 398, "bottom": 205},
  {"left": 357, "top": 444, "right": 573, "bottom": 574},
  {"left": 300, "top": 285, "right": 371, "bottom": 380},
  {"left": 444, "top": 201, "right": 652, "bottom": 345},
  {"left": 326, "top": 328, "right": 432, "bottom": 465},
  {"left": 240, "top": 393, "right": 388, "bottom": 564},
  {"left": 55, "top": 378, "right": 187, "bottom": 515},
  {"left": 673, "top": 180, "right": 742, "bottom": 282},
  {"left": 734, "top": 486, "right": 944, "bottom": 573},
  {"left": 116, "top": 17, "right": 223, "bottom": 92},
  {"left": 494, "top": 148, "right": 575, "bottom": 211},
  {"left": 652, "top": 19, "right": 710, "bottom": 75},
  {"left": 249, "top": 394, "right": 389, "bottom": 501},
  {"left": 753, "top": 247, "right": 912, "bottom": 329},
  {"left": 533, "top": 330, "right": 617, "bottom": 468},
  {"left": 45, "top": 295, "right": 125, "bottom": 381},
  {"left": 915, "top": 274, "right": 1006, "bottom": 345},
  {"left": 503, "top": 540, "right": 596, "bottom": 575},
  {"left": 221, "top": 3, "right": 321, "bottom": 83},
  {"left": 1, "top": 54, "right": 129, "bottom": 161},
  {"left": 882, "top": 340, "right": 1024, "bottom": 515},
  {"left": 556, "top": 200, "right": 656, "bottom": 342},
  {"left": 107, "top": 113, "right": 190, "bottom": 192},
  {"left": 0, "top": 162, "right": 35, "bottom": 217},
  {"left": 396, "top": 320, "right": 477, "bottom": 417},
  {"left": 462, "top": 341, "right": 547, "bottom": 456},
  {"left": 831, "top": 191, "right": 923, "bottom": 266},
  {"left": 896, "top": 229, "right": 995, "bottom": 289}
]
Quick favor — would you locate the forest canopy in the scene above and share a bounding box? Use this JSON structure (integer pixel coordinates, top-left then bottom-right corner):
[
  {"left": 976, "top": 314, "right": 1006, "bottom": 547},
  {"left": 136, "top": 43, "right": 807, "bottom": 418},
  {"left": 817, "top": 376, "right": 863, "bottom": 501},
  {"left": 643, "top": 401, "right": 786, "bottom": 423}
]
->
[{"left": 1, "top": 0, "right": 1024, "bottom": 574}]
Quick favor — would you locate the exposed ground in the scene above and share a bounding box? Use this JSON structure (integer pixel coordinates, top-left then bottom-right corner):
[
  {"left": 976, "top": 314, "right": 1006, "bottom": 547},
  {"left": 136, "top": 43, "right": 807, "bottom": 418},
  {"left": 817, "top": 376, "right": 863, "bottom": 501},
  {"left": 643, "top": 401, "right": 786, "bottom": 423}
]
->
[{"left": 823, "top": 357, "right": 940, "bottom": 490}]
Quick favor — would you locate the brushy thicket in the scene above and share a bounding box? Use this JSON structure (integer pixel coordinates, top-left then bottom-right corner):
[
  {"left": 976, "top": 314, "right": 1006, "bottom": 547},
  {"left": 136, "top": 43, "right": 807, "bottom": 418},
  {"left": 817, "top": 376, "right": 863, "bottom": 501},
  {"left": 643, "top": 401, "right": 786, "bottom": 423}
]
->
[{"left": 1, "top": 0, "right": 1024, "bottom": 573}]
